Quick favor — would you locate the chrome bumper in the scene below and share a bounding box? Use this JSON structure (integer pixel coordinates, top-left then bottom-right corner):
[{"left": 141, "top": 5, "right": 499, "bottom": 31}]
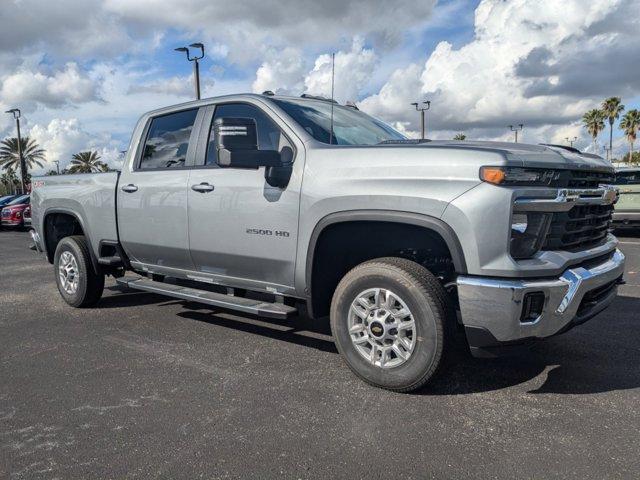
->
[{"left": 457, "top": 249, "right": 625, "bottom": 346}]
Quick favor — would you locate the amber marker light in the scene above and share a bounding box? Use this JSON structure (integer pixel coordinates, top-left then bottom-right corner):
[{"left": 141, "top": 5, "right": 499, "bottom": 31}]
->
[{"left": 480, "top": 167, "right": 506, "bottom": 184}]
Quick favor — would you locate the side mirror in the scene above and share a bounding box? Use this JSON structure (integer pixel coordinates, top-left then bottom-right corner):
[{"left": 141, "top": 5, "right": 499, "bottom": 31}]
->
[
  {"left": 265, "top": 146, "right": 293, "bottom": 189},
  {"left": 215, "top": 117, "right": 282, "bottom": 169}
]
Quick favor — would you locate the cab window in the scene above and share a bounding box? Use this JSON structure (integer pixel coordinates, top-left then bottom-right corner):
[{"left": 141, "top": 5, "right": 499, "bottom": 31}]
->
[
  {"left": 205, "top": 103, "right": 291, "bottom": 166},
  {"left": 138, "top": 109, "right": 198, "bottom": 169}
]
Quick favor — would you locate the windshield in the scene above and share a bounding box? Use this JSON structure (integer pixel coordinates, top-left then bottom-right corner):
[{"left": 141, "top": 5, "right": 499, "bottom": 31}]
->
[
  {"left": 6, "top": 195, "right": 29, "bottom": 205},
  {"left": 271, "top": 98, "right": 406, "bottom": 145}
]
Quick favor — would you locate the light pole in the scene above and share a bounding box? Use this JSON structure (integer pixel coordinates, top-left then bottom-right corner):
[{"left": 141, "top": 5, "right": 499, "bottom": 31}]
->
[
  {"left": 411, "top": 101, "right": 431, "bottom": 140},
  {"left": 509, "top": 124, "right": 523, "bottom": 143},
  {"left": 175, "top": 43, "right": 205, "bottom": 100},
  {"left": 5, "top": 108, "right": 26, "bottom": 194},
  {"left": 565, "top": 136, "right": 577, "bottom": 148},
  {"left": 604, "top": 145, "right": 611, "bottom": 161}
]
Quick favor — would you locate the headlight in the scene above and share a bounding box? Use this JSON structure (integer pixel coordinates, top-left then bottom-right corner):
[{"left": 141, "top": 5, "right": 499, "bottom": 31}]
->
[
  {"left": 510, "top": 212, "right": 552, "bottom": 259},
  {"left": 480, "top": 166, "right": 558, "bottom": 186}
]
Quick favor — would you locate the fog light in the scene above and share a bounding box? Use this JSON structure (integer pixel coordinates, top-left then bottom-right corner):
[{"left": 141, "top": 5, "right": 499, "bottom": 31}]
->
[{"left": 521, "top": 292, "right": 545, "bottom": 323}]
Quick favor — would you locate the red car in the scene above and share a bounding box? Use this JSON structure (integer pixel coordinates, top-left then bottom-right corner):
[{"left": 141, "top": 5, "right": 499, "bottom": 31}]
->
[{"left": 1, "top": 194, "right": 30, "bottom": 228}]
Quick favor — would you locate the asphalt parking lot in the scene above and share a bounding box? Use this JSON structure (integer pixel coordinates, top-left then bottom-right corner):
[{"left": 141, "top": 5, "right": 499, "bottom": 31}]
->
[{"left": 1, "top": 229, "right": 639, "bottom": 479}]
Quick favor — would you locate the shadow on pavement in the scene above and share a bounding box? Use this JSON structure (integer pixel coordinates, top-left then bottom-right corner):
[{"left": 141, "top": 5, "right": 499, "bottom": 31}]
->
[{"left": 101, "top": 287, "right": 640, "bottom": 396}]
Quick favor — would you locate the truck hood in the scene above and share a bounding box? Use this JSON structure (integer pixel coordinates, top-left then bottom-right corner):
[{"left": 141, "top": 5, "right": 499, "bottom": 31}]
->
[{"left": 381, "top": 140, "right": 613, "bottom": 172}]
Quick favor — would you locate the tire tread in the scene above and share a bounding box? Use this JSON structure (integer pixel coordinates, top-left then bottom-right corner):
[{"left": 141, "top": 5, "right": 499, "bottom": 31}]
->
[{"left": 332, "top": 257, "right": 453, "bottom": 393}]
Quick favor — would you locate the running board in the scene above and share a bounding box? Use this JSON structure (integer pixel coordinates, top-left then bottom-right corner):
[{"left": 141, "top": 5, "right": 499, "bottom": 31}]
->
[{"left": 115, "top": 277, "right": 297, "bottom": 319}]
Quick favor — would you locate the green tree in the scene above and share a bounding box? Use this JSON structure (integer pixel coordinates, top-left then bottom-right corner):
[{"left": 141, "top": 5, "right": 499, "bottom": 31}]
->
[
  {"left": 582, "top": 109, "right": 605, "bottom": 153},
  {"left": 620, "top": 151, "right": 640, "bottom": 165},
  {"left": 453, "top": 133, "right": 466, "bottom": 140},
  {"left": 601, "top": 97, "right": 624, "bottom": 159},
  {"left": 0, "top": 168, "right": 19, "bottom": 195},
  {"left": 68, "top": 151, "right": 108, "bottom": 174},
  {"left": 0, "top": 137, "right": 46, "bottom": 173},
  {"left": 620, "top": 109, "right": 640, "bottom": 163}
]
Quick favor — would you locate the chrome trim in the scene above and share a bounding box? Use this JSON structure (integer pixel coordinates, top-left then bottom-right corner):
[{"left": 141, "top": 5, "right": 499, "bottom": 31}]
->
[
  {"left": 514, "top": 185, "right": 618, "bottom": 212},
  {"left": 456, "top": 249, "right": 624, "bottom": 342},
  {"left": 557, "top": 251, "right": 623, "bottom": 313}
]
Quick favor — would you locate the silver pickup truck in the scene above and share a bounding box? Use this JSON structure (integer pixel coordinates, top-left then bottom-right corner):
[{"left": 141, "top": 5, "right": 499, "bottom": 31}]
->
[{"left": 30, "top": 93, "right": 625, "bottom": 392}]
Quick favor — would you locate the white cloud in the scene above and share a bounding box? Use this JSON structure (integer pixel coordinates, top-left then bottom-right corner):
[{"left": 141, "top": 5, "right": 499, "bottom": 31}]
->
[
  {"left": 252, "top": 48, "right": 307, "bottom": 95},
  {"left": 103, "top": 0, "right": 437, "bottom": 62},
  {"left": 360, "top": 0, "right": 640, "bottom": 145},
  {"left": 28, "top": 118, "right": 121, "bottom": 173},
  {"left": 0, "top": 63, "right": 100, "bottom": 110},
  {"left": 304, "top": 38, "right": 378, "bottom": 103},
  {"left": 0, "top": 0, "right": 136, "bottom": 57},
  {"left": 251, "top": 38, "right": 378, "bottom": 101},
  {"left": 128, "top": 75, "right": 215, "bottom": 97}
]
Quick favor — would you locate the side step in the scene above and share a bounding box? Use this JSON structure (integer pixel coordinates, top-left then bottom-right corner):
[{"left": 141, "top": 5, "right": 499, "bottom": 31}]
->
[{"left": 115, "top": 277, "right": 297, "bottom": 320}]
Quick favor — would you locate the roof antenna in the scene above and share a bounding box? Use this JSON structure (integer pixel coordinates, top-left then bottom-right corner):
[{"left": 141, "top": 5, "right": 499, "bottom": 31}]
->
[{"left": 329, "top": 52, "right": 335, "bottom": 145}]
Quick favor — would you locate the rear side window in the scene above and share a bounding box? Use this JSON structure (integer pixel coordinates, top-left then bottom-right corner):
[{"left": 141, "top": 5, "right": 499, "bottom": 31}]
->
[
  {"left": 615, "top": 171, "right": 640, "bottom": 185},
  {"left": 139, "top": 109, "right": 198, "bottom": 169}
]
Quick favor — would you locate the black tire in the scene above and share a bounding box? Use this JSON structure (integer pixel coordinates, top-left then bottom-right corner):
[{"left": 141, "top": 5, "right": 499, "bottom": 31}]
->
[
  {"left": 54, "top": 235, "right": 104, "bottom": 308},
  {"left": 330, "top": 257, "right": 451, "bottom": 392}
]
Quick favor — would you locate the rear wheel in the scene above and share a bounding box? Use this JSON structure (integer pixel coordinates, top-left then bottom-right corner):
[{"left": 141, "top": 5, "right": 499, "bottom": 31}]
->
[
  {"left": 330, "top": 257, "right": 450, "bottom": 392},
  {"left": 54, "top": 236, "right": 104, "bottom": 308}
]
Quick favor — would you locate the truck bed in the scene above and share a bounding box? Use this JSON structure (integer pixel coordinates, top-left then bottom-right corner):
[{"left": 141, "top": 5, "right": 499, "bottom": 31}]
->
[{"left": 31, "top": 172, "right": 120, "bottom": 257}]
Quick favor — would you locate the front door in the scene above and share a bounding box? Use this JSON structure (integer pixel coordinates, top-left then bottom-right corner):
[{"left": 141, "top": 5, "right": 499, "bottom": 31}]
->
[
  {"left": 118, "top": 107, "right": 201, "bottom": 271},
  {"left": 186, "top": 101, "right": 303, "bottom": 293}
]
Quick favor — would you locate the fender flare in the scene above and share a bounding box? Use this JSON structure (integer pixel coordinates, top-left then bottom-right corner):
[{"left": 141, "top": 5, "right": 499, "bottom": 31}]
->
[
  {"left": 304, "top": 209, "right": 467, "bottom": 293},
  {"left": 41, "top": 207, "right": 99, "bottom": 273}
]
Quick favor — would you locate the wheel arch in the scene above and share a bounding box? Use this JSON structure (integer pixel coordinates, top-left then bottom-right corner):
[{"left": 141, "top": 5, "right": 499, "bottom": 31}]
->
[
  {"left": 42, "top": 208, "right": 99, "bottom": 273},
  {"left": 304, "top": 210, "right": 467, "bottom": 318}
]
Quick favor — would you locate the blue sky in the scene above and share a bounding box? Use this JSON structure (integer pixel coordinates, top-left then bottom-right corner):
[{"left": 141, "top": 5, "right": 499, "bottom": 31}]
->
[{"left": 0, "top": 0, "right": 638, "bottom": 172}]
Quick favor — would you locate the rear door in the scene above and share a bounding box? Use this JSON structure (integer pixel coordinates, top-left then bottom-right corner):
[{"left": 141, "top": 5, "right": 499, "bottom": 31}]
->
[
  {"left": 117, "top": 107, "right": 203, "bottom": 271},
  {"left": 186, "top": 101, "right": 303, "bottom": 293}
]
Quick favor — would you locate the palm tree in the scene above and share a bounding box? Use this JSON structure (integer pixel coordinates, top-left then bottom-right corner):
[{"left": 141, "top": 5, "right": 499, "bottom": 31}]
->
[
  {"left": 68, "top": 151, "right": 108, "bottom": 174},
  {"left": 453, "top": 133, "right": 466, "bottom": 141},
  {"left": 582, "top": 109, "right": 605, "bottom": 153},
  {"left": 601, "top": 97, "right": 624, "bottom": 160},
  {"left": 0, "top": 137, "right": 46, "bottom": 172},
  {"left": 620, "top": 109, "right": 640, "bottom": 164},
  {"left": 0, "top": 168, "right": 19, "bottom": 195}
]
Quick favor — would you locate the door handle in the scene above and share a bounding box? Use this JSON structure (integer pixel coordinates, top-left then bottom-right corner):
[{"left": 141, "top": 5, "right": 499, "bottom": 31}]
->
[
  {"left": 121, "top": 184, "right": 138, "bottom": 193},
  {"left": 191, "top": 182, "right": 215, "bottom": 193}
]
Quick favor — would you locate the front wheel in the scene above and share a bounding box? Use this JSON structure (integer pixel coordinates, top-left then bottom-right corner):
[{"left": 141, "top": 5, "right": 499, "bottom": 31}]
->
[
  {"left": 330, "top": 257, "right": 450, "bottom": 392},
  {"left": 54, "top": 236, "right": 104, "bottom": 308}
]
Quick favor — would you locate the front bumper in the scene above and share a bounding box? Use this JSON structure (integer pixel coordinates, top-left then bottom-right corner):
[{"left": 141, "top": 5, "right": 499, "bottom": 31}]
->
[
  {"left": 1, "top": 219, "right": 23, "bottom": 226},
  {"left": 613, "top": 211, "right": 640, "bottom": 225},
  {"left": 457, "top": 249, "right": 625, "bottom": 357}
]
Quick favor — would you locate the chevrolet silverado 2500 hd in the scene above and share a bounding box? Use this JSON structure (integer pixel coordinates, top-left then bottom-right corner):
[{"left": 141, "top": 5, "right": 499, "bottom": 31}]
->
[{"left": 30, "top": 93, "right": 625, "bottom": 392}]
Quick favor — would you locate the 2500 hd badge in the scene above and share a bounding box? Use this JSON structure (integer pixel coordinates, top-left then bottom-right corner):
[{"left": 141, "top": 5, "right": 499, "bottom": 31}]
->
[{"left": 246, "top": 228, "right": 290, "bottom": 238}]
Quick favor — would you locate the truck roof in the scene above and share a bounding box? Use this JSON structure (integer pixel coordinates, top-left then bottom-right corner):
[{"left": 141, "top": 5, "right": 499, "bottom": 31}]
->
[{"left": 140, "top": 93, "right": 611, "bottom": 170}]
